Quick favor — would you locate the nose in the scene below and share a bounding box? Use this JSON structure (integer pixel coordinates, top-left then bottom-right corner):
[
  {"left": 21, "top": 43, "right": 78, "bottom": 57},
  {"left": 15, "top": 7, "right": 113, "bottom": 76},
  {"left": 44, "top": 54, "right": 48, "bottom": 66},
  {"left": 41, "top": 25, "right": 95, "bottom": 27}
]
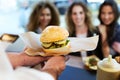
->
[
  {"left": 43, "top": 16, "right": 47, "bottom": 20},
  {"left": 104, "top": 14, "right": 109, "bottom": 19},
  {"left": 76, "top": 13, "right": 81, "bottom": 19}
]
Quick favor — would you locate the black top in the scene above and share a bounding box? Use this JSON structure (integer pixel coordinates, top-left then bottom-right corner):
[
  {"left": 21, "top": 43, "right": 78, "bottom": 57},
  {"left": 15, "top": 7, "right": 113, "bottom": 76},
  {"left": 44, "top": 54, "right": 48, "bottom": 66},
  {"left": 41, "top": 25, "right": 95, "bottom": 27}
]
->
[{"left": 69, "top": 27, "right": 104, "bottom": 60}]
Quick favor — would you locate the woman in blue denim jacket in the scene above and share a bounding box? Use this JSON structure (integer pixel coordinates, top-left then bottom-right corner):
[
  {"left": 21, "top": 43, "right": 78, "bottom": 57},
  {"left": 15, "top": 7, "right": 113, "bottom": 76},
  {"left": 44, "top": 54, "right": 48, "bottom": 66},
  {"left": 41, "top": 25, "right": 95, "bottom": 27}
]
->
[{"left": 98, "top": 0, "right": 120, "bottom": 58}]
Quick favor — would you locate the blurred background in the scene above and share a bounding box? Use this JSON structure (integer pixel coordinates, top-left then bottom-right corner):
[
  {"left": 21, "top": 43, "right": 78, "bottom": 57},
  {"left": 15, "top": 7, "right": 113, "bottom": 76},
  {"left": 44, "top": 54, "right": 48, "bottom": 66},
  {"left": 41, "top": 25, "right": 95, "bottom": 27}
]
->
[{"left": 0, "top": 0, "right": 120, "bottom": 34}]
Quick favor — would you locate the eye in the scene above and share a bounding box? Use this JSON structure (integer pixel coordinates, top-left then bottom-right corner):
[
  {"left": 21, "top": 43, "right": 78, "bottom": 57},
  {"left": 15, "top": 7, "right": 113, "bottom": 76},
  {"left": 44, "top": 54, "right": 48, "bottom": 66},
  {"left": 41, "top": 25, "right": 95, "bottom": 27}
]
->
[
  {"left": 72, "top": 12, "right": 77, "bottom": 15},
  {"left": 79, "top": 11, "right": 83, "bottom": 14},
  {"left": 108, "top": 12, "right": 113, "bottom": 15},
  {"left": 39, "top": 13, "right": 44, "bottom": 16},
  {"left": 46, "top": 13, "right": 51, "bottom": 16}
]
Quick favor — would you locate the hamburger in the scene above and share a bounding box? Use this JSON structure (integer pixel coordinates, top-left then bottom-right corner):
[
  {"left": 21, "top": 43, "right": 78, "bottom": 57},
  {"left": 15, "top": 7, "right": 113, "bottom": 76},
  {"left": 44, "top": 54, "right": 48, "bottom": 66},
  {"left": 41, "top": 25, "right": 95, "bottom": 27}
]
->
[
  {"left": 40, "top": 26, "right": 70, "bottom": 56},
  {"left": 84, "top": 55, "right": 99, "bottom": 70},
  {"left": 115, "top": 56, "right": 120, "bottom": 63}
]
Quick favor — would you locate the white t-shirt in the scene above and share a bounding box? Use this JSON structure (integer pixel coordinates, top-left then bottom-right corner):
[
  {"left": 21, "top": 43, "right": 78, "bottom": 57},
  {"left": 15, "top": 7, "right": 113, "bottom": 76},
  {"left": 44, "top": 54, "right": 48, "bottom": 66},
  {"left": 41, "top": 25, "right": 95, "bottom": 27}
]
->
[
  {"left": 0, "top": 67, "right": 54, "bottom": 80},
  {"left": 77, "top": 33, "right": 87, "bottom": 60}
]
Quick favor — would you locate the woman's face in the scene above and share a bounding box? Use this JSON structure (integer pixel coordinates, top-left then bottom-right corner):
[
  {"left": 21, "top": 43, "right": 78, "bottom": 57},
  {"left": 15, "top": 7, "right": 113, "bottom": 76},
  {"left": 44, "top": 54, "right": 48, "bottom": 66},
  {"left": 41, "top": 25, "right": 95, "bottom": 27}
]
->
[
  {"left": 39, "top": 8, "right": 52, "bottom": 27},
  {"left": 100, "top": 5, "right": 114, "bottom": 25},
  {"left": 71, "top": 5, "right": 85, "bottom": 27}
]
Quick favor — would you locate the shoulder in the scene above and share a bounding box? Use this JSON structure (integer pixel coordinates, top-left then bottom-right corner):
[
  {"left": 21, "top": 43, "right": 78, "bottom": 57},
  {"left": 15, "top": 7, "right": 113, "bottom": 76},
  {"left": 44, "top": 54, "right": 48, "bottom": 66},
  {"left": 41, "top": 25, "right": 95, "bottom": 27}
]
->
[{"left": 116, "top": 24, "right": 120, "bottom": 30}]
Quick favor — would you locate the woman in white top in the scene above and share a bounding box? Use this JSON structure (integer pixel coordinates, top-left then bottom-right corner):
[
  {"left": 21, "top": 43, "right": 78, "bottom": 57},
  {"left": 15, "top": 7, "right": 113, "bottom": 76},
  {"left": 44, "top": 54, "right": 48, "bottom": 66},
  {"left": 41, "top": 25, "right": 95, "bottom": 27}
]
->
[{"left": 65, "top": 1, "right": 103, "bottom": 59}]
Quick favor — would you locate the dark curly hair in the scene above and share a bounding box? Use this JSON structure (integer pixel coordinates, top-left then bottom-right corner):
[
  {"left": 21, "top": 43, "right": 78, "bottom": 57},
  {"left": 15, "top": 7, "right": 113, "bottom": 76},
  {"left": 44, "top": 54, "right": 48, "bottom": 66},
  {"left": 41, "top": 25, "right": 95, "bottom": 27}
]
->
[{"left": 27, "top": 1, "right": 60, "bottom": 32}]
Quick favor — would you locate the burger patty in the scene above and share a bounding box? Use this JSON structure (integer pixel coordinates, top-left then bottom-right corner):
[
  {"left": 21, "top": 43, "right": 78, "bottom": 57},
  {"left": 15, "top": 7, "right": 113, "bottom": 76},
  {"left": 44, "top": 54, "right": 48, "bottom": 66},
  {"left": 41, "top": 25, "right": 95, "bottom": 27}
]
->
[{"left": 42, "top": 39, "right": 69, "bottom": 49}]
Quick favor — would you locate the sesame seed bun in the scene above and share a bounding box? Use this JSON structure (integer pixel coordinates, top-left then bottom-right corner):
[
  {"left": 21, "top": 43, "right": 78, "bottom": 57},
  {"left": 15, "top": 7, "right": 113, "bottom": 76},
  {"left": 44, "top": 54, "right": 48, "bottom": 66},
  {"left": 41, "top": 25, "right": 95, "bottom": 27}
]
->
[
  {"left": 39, "top": 26, "right": 70, "bottom": 56},
  {"left": 40, "top": 26, "right": 69, "bottom": 42}
]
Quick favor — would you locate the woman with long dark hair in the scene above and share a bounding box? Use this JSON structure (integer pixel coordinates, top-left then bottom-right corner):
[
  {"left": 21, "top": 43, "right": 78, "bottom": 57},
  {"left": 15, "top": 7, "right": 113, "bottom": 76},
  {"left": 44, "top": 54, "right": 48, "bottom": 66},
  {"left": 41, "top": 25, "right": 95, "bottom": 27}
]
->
[{"left": 98, "top": 0, "right": 120, "bottom": 58}]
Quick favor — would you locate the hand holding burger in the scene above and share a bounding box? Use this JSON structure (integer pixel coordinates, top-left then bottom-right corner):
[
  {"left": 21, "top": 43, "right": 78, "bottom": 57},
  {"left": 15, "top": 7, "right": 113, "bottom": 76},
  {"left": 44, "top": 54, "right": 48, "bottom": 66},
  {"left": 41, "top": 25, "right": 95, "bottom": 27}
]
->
[
  {"left": 40, "top": 26, "right": 70, "bottom": 56},
  {"left": 25, "top": 26, "right": 70, "bottom": 56}
]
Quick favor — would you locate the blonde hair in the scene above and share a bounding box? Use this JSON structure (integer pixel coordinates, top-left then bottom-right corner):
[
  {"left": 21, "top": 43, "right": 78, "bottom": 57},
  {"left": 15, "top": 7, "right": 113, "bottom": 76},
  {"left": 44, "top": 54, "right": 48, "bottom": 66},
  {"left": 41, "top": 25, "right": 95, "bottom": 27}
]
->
[{"left": 66, "top": 2, "right": 95, "bottom": 36}]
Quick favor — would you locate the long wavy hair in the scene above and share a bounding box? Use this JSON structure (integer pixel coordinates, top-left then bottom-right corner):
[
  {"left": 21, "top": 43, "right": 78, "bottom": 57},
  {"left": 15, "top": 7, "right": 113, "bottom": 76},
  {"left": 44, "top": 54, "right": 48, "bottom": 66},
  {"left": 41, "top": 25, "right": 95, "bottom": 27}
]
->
[
  {"left": 66, "top": 1, "right": 95, "bottom": 36},
  {"left": 27, "top": 1, "right": 60, "bottom": 32},
  {"left": 98, "top": 0, "right": 119, "bottom": 42}
]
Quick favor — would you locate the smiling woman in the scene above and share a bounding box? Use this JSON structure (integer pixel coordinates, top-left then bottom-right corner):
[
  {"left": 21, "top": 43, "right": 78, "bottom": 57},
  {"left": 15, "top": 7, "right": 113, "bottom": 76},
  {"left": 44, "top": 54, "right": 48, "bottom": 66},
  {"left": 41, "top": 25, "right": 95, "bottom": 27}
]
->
[
  {"left": 98, "top": 0, "right": 120, "bottom": 58},
  {"left": 27, "top": 1, "right": 60, "bottom": 33},
  {"left": 65, "top": 1, "right": 103, "bottom": 60}
]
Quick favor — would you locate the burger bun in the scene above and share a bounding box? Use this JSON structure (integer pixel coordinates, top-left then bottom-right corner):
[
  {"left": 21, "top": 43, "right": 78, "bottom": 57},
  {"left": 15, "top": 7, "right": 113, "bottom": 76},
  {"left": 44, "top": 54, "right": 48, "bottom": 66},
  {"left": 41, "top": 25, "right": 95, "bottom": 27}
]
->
[{"left": 40, "top": 26, "right": 69, "bottom": 42}]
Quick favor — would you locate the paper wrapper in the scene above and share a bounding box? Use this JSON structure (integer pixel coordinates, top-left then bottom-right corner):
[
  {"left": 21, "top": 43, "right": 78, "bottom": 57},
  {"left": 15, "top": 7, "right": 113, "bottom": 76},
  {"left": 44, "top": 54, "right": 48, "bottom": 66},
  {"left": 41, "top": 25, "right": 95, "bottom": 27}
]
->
[{"left": 19, "top": 32, "right": 99, "bottom": 56}]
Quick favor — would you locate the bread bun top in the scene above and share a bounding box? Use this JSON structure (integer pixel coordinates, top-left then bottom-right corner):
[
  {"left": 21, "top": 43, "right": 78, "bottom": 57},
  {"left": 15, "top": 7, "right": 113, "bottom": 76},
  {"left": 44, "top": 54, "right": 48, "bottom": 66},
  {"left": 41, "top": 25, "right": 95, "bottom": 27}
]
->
[{"left": 40, "top": 26, "right": 69, "bottom": 42}]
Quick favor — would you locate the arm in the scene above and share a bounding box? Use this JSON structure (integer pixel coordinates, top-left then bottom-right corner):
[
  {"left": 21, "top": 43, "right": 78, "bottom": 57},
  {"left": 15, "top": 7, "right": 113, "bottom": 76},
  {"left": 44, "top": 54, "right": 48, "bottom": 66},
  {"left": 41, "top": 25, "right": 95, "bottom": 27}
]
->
[
  {"left": 102, "top": 41, "right": 110, "bottom": 57},
  {"left": 112, "top": 27, "right": 120, "bottom": 54},
  {"left": 98, "top": 25, "right": 110, "bottom": 57},
  {"left": 7, "top": 52, "right": 49, "bottom": 69},
  {"left": 41, "top": 56, "right": 66, "bottom": 80},
  {"left": 112, "top": 42, "right": 120, "bottom": 54}
]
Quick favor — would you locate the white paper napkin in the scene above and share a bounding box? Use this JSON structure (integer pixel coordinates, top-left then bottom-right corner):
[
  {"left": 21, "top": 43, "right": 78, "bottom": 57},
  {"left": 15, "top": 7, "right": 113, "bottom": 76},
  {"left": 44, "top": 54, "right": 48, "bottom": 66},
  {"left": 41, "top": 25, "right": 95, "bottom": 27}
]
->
[
  {"left": 69, "top": 36, "right": 98, "bottom": 52},
  {"left": 19, "top": 32, "right": 42, "bottom": 49},
  {"left": 19, "top": 32, "right": 99, "bottom": 53}
]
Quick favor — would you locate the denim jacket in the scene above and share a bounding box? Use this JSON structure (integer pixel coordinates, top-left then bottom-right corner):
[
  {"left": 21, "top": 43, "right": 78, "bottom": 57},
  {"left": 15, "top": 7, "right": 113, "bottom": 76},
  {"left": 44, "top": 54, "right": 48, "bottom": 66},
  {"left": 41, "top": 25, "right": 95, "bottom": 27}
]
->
[{"left": 109, "top": 23, "right": 120, "bottom": 57}]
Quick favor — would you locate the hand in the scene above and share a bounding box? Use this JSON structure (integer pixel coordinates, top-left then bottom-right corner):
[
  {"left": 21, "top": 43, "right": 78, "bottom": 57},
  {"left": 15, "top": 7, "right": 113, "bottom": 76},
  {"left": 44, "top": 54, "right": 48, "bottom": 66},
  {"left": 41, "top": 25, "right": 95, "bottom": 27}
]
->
[
  {"left": 8, "top": 52, "right": 49, "bottom": 68},
  {"left": 98, "top": 25, "right": 107, "bottom": 43},
  {"left": 41, "top": 56, "right": 66, "bottom": 80},
  {"left": 112, "top": 42, "right": 120, "bottom": 54},
  {"left": 98, "top": 25, "right": 110, "bottom": 57}
]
